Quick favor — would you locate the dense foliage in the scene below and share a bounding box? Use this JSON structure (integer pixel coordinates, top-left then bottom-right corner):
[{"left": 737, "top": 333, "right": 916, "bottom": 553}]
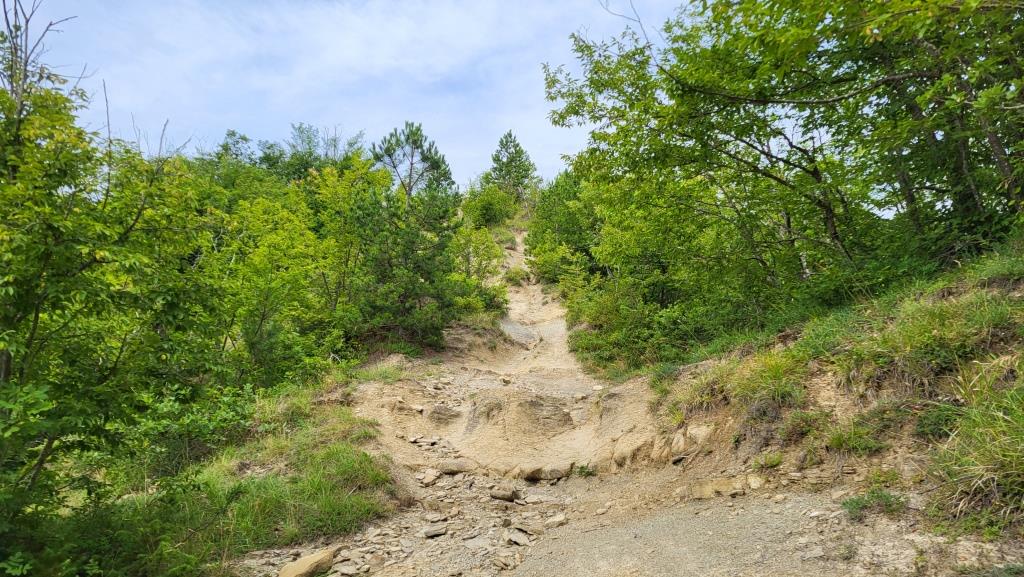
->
[
  {"left": 531, "top": 0, "right": 1024, "bottom": 368},
  {"left": 0, "top": 6, "right": 510, "bottom": 573}
]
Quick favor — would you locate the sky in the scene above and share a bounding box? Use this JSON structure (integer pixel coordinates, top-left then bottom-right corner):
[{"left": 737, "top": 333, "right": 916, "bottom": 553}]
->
[{"left": 33, "top": 0, "right": 681, "bottom": 185}]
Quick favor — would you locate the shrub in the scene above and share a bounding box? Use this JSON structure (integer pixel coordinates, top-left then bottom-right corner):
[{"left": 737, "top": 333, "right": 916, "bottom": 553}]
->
[{"left": 462, "top": 183, "right": 516, "bottom": 228}]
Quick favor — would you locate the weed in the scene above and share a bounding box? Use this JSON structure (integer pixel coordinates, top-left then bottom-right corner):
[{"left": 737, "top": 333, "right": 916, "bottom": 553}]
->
[
  {"left": 573, "top": 464, "right": 597, "bottom": 478},
  {"left": 753, "top": 451, "right": 783, "bottom": 471},
  {"left": 826, "top": 425, "right": 888, "bottom": 456},
  {"left": 867, "top": 468, "right": 902, "bottom": 489},
  {"left": 352, "top": 363, "right": 404, "bottom": 384},
  {"left": 780, "top": 409, "right": 832, "bottom": 444},
  {"left": 915, "top": 402, "right": 961, "bottom": 439},
  {"left": 842, "top": 487, "right": 906, "bottom": 522}
]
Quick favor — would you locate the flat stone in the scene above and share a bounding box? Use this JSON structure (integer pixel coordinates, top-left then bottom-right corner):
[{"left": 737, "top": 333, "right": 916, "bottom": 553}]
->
[
  {"left": 279, "top": 547, "right": 337, "bottom": 577},
  {"left": 423, "top": 523, "right": 447, "bottom": 538},
  {"left": 427, "top": 404, "right": 461, "bottom": 424},
  {"left": 334, "top": 563, "right": 360, "bottom": 576},
  {"left": 439, "top": 458, "right": 477, "bottom": 475}
]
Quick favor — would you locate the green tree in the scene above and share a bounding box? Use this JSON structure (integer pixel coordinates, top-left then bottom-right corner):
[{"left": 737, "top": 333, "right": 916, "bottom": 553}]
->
[
  {"left": 484, "top": 130, "right": 538, "bottom": 202},
  {"left": 371, "top": 121, "right": 454, "bottom": 199}
]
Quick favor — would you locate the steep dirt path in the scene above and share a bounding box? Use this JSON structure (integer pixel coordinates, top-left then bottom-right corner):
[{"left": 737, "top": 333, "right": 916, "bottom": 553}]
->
[{"left": 243, "top": 235, "right": 1023, "bottom": 577}]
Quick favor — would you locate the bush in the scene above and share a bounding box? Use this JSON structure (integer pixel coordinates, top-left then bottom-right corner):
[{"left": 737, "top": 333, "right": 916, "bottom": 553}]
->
[{"left": 462, "top": 183, "right": 516, "bottom": 228}]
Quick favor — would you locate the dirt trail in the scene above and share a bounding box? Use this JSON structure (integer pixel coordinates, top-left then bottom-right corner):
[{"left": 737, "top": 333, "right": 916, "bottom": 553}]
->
[{"left": 243, "top": 235, "right": 1023, "bottom": 577}]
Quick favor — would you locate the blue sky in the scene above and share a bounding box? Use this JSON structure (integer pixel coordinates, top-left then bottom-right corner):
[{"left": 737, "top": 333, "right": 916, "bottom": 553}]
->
[{"left": 35, "top": 0, "right": 681, "bottom": 185}]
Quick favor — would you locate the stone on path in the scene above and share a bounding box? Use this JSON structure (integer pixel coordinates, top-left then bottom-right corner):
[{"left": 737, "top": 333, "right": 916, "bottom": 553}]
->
[
  {"left": 490, "top": 482, "right": 522, "bottom": 502},
  {"left": 278, "top": 547, "right": 338, "bottom": 577}
]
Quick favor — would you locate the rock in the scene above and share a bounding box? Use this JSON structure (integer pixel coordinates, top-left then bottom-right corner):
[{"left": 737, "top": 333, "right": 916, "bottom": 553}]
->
[
  {"left": 747, "top": 474, "right": 766, "bottom": 490},
  {"left": 801, "top": 546, "right": 826, "bottom": 561},
  {"left": 500, "top": 376, "right": 513, "bottom": 384},
  {"left": 592, "top": 385, "right": 604, "bottom": 392},
  {"left": 490, "top": 482, "right": 522, "bottom": 502},
  {"left": 690, "top": 477, "right": 744, "bottom": 499},
  {"left": 521, "top": 462, "right": 572, "bottom": 481},
  {"left": 423, "top": 523, "right": 447, "bottom": 538},
  {"left": 420, "top": 468, "right": 441, "bottom": 487},
  {"left": 439, "top": 458, "right": 477, "bottom": 475},
  {"left": 544, "top": 513, "right": 568, "bottom": 528},
  {"left": 613, "top": 438, "right": 650, "bottom": 466},
  {"left": 686, "top": 423, "right": 715, "bottom": 445},
  {"left": 279, "top": 547, "right": 338, "bottom": 577},
  {"left": 335, "top": 563, "right": 360, "bottom": 576},
  {"left": 427, "top": 404, "right": 461, "bottom": 424},
  {"left": 595, "top": 507, "right": 608, "bottom": 516},
  {"left": 670, "top": 430, "right": 688, "bottom": 454},
  {"left": 574, "top": 393, "right": 587, "bottom": 401},
  {"left": 504, "top": 528, "right": 532, "bottom": 546},
  {"left": 771, "top": 494, "right": 787, "bottom": 503}
]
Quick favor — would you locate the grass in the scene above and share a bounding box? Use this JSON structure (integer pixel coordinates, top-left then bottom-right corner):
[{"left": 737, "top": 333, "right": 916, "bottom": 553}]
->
[
  {"left": 842, "top": 487, "right": 906, "bottom": 522},
  {"left": 74, "top": 363, "right": 395, "bottom": 576},
  {"left": 933, "top": 385, "right": 1024, "bottom": 521}
]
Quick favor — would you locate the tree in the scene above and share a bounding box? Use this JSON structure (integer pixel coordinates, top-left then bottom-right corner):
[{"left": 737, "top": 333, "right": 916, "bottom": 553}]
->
[
  {"left": 371, "top": 121, "right": 454, "bottom": 199},
  {"left": 485, "top": 130, "right": 538, "bottom": 202}
]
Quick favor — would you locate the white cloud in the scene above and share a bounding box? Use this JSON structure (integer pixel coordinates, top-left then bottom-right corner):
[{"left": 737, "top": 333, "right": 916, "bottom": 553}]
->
[{"left": 36, "top": 0, "right": 680, "bottom": 183}]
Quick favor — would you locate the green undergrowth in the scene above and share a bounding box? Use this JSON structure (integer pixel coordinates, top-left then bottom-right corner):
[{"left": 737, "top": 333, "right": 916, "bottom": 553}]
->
[
  {"left": 652, "top": 251, "right": 1024, "bottom": 534},
  {"left": 48, "top": 363, "right": 395, "bottom": 577}
]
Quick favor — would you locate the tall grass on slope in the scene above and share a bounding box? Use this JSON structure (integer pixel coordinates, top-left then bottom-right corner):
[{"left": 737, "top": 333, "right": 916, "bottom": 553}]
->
[{"left": 935, "top": 385, "right": 1024, "bottom": 521}]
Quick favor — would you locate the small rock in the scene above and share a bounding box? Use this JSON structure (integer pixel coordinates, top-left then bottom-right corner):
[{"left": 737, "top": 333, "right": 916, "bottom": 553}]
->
[
  {"left": 500, "top": 376, "right": 512, "bottom": 384},
  {"left": 747, "top": 474, "right": 765, "bottom": 490},
  {"left": 504, "top": 528, "right": 532, "bottom": 546},
  {"left": 490, "top": 482, "right": 522, "bottom": 502},
  {"left": 423, "top": 523, "right": 447, "bottom": 538},
  {"left": 334, "top": 563, "right": 360, "bottom": 576},
  {"left": 592, "top": 385, "right": 604, "bottom": 392},
  {"left": 595, "top": 507, "right": 608, "bottom": 516},
  {"left": 420, "top": 468, "right": 441, "bottom": 487},
  {"left": 801, "top": 546, "right": 826, "bottom": 561},
  {"left": 772, "top": 494, "right": 787, "bottom": 503},
  {"left": 544, "top": 513, "right": 568, "bottom": 528}
]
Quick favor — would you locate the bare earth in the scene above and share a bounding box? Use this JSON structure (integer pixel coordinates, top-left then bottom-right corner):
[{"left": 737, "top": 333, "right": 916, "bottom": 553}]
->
[{"left": 242, "top": 235, "right": 1024, "bottom": 577}]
